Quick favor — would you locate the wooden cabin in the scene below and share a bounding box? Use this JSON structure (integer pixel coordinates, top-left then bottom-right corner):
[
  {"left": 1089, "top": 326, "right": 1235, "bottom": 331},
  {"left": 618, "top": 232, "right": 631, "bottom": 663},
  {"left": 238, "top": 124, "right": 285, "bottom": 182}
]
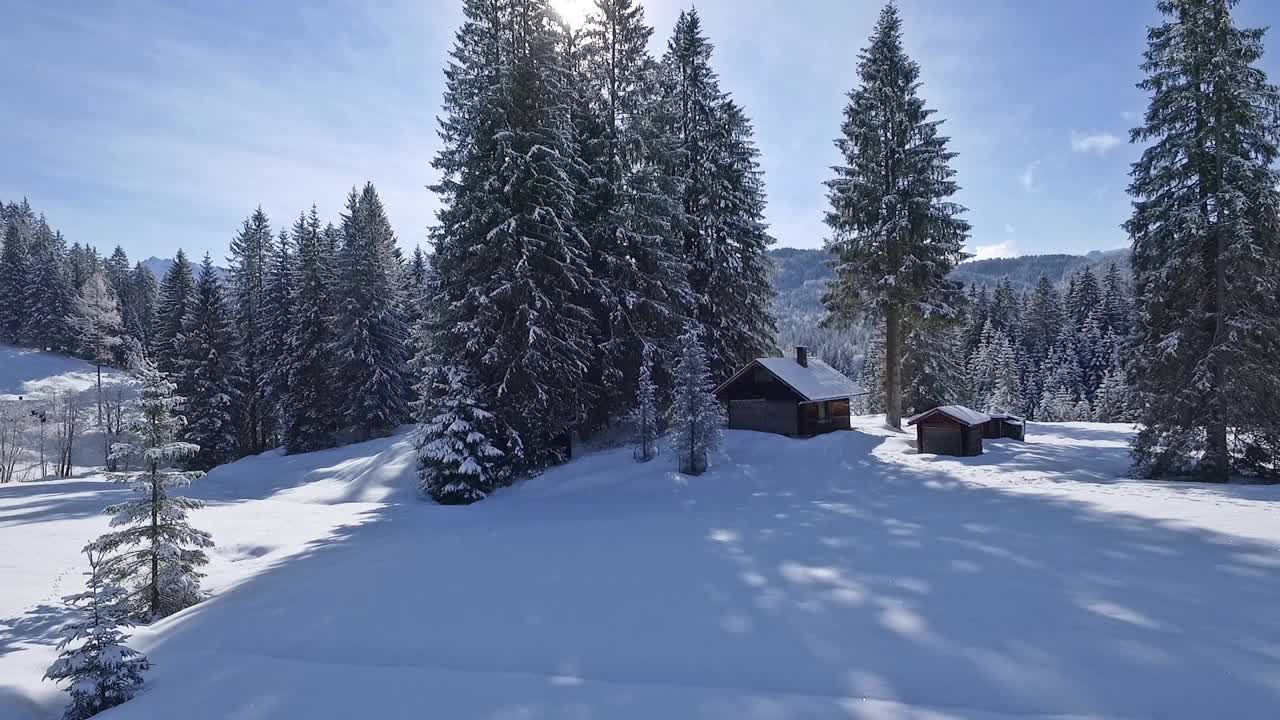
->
[
  {"left": 983, "top": 413, "right": 1026, "bottom": 441},
  {"left": 907, "top": 405, "right": 990, "bottom": 457},
  {"left": 714, "top": 347, "right": 860, "bottom": 437}
]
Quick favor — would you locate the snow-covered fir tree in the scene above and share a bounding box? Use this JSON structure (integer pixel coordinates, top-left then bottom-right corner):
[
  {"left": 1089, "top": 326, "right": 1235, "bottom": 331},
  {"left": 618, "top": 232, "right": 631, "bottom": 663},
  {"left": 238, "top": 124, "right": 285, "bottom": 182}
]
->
[
  {"left": 122, "top": 263, "right": 158, "bottom": 363},
  {"left": 23, "top": 217, "right": 76, "bottom": 353},
  {"left": 0, "top": 199, "right": 35, "bottom": 343},
  {"left": 901, "top": 300, "right": 966, "bottom": 415},
  {"left": 429, "top": 0, "right": 596, "bottom": 472},
  {"left": 176, "top": 255, "right": 240, "bottom": 470},
  {"left": 262, "top": 226, "right": 296, "bottom": 442},
  {"left": 280, "top": 210, "right": 339, "bottom": 453},
  {"left": 227, "top": 208, "right": 274, "bottom": 454},
  {"left": 67, "top": 243, "right": 99, "bottom": 293},
  {"left": 153, "top": 250, "right": 195, "bottom": 376},
  {"left": 1092, "top": 351, "right": 1134, "bottom": 423},
  {"left": 43, "top": 549, "right": 150, "bottom": 720},
  {"left": 1126, "top": 0, "right": 1280, "bottom": 481},
  {"left": 332, "top": 184, "right": 412, "bottom": 442},
  {"left": 668, "top": 325, "right": 723, "bottom": 475},
  {"left": 1066, "top": 266, "right": 1101, "bottom": 327},
  {"left": 661, "top": 9, "right": 776, "bottom": 380},
  {"left": 416, "top": 363, "right": 516, "bottom": 505},
  {"left": 91, "top": 368, "right": 213, "bottom": 619},
  {"left": 1100, "top": 262, "right": 1131, "bottom": 339},
  {"left": 631, "top": 350, "right": 660, "bottom": 462},
  {"left": 575, "top": 0, "right": 692, "bottom": 429},
  {"left": 853, "top": 328, "right": 886, "bottom": 416},
  {"left": 821, "top": 3, "right": 969, "bottom": 429},
  {"left": 68, "top": 270, "right": 124, "bottom": 375}
]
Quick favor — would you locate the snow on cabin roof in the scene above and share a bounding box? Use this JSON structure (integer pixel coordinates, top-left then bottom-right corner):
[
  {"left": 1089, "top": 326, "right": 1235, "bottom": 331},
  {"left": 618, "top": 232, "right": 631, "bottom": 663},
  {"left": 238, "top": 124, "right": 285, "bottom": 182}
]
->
[
  {"left": 906, "top": 405, "right": 992, "bottom": 427},
  {"left": 720, "top": 356, "right": 860, "bottom": 403}
]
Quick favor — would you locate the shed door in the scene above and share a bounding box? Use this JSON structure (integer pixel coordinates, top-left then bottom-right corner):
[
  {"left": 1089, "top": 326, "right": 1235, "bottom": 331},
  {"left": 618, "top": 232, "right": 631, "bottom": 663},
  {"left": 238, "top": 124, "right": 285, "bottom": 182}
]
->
[{"left": 922, "top": 425, "right": 962, "bottom": 456}]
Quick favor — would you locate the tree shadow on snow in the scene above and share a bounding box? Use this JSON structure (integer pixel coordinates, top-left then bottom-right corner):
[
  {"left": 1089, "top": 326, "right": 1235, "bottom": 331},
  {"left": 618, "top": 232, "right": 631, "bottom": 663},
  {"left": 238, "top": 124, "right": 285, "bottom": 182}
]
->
[{"left": 64, "top": 428, "right": 1280, "bottom": 719}]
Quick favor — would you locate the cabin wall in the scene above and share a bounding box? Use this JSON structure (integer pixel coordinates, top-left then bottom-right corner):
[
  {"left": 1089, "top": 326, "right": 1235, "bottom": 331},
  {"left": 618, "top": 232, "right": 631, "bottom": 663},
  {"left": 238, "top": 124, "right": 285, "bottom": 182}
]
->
[
  {"left": 718, "top": 365, "right": 805, "bottom": 403},
  {"left": 727, "top": 400, "right": 798, "bottom": 436}
]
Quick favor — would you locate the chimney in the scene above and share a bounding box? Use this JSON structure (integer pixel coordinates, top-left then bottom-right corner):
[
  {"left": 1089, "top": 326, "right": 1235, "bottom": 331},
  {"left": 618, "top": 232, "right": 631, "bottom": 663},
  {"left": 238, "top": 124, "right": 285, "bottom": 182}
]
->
[{"left": 796, "top": 346, "right": 808, "bottom": 368}]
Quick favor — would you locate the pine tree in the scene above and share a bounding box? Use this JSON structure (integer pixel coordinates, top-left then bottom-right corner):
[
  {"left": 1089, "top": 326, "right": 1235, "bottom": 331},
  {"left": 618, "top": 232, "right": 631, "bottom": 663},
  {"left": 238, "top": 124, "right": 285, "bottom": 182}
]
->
[
  {"left": 821, "top": 4, "right": 970, "bottom": 429},
  {"left": 416, "top": 363, "right": 515, "bottom": 505},
  {"left": 1100, "top": 262, "right": 1131, "bottom": 338},
  {"left": 1093, "top": 351, "right": 1135, "bottom": 422},
  {"left": 122, "top": 263, "right": 158, "bottom": 363},
  {"left": 0, "top": 199, "right": 35, "bottom": 343},
  {"left": 263, "top": 226, "right": 296, "bottom": 440},
  {"left": 853, "top": 328, "right": 886, "bottom": 416},
  {"left": 631, "top": 350, "right": 660, "bottom": 462},
  {"left": 575, "top": 0, "right": 693, "bottom": 429},
  {"left": 153, "top": 251, "right": 196, "bottom": 376},
  {"left": 668, "top": 325, "right": 723, "bottom": 475},
  {"left": 67, "top": 243, "right": 99, "bottom": 293},
  {"left": 1066, "top": 266, "right": 1101, "bottom": 326},
  {"left": 401, "top": 244, "right": 429, "bottom": 332},
  {"left": 104, "top": 247, "right": 131, "bottom": 300},
  {"left": 228, "top": 208, "right": 274, "bottom": 454},
  {"left": 987, "top": 331, "right": 1024, "bottom": 415},
  {"left": 23, "top": 219, "right": 76, "bottom": 352},
  {"left": 176, "top": 255, "right": 240, "bottom": 470},
  {"left": 332, "top": 184, "right": 412, "bottom": 441},
  {"left": 280, "top": 209, "right": 339, "bottom": 453},
  {"left": 1021, "top": 276, "right": 1063, "bottom": 400},
  {"left": 1126, "top": 0, "right": 1280, "bottom": 480},
  {"left": 43, "top": 549, "right": 149, "bottom": 720},
  {"left": 430, "top": 0, "right": 597, "bottom": 472},
  {"left": 91, "top": 368, "right": 213, "bottom": 619},
  {"left": 661, "top": 10, "right": 776, "bottom": 380},
  {"left": 902, "top": 314, "right": 965, "bottom": 414}
]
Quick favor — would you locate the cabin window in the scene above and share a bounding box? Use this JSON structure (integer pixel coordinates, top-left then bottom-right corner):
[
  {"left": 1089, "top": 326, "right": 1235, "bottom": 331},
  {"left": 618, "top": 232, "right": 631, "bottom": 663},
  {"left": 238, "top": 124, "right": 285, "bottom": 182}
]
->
[
  {"left": 817, "top": 402, "right": 829, "bottom": 419},
  {"left": 753, "top": 368, "right": 771, "bottom": 384}
]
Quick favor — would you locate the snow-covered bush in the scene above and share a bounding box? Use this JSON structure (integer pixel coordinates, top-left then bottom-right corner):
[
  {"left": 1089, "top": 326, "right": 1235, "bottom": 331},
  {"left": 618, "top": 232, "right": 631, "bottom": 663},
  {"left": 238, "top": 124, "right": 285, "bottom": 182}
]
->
[
  {"left": 44, "top": 549, "right": 150, "bottom": 720},
  {"left": 416, "top": 364, "right": 517, "bottom": 504}
]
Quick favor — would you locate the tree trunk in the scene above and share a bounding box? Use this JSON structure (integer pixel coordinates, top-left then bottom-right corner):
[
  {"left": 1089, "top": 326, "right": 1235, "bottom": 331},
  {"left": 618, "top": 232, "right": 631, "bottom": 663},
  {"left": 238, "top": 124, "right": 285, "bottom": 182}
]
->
[
  {"left": 150, "top": 466, "right": 160, "bottom": 617},
  {"left": 884, "top": 305, "right": 903, "bottom": 429}
]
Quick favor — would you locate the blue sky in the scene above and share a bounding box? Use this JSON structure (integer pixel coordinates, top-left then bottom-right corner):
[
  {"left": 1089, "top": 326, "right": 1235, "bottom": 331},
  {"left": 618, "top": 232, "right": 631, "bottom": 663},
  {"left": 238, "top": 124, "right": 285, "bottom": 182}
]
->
[{"left": 3, "top": 0, "right": 1279, "bottom": 263}]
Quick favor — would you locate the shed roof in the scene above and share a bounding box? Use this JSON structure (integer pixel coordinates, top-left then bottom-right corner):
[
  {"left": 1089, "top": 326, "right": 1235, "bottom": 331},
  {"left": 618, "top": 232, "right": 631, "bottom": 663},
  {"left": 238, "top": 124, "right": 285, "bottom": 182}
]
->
[
  {"left": 715, "top": 356, "right": 860, "bottom": 403},
  {"left": 906, "top": 405, "right": 992, "bottom": 427}
]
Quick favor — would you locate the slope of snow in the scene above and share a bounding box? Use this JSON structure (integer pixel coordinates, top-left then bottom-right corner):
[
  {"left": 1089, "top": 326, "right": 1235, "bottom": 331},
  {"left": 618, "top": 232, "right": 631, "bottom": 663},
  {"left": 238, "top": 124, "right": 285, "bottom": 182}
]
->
[
  {"left": 0, "top": 344, "right": 130, "bottom": 402},
  {"left": 3, "top": 418, "right": 1280, "bottom": 719}
]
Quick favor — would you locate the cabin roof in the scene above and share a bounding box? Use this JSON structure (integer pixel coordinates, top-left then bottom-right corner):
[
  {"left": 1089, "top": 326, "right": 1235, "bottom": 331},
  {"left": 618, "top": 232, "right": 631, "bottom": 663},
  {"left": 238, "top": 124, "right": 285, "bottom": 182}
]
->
[
  {"left": 906, "top": 405, "right": 992, "bottom": 427},
  {"left": 716, "top": 356, "right": 860, "bottom": 403}
]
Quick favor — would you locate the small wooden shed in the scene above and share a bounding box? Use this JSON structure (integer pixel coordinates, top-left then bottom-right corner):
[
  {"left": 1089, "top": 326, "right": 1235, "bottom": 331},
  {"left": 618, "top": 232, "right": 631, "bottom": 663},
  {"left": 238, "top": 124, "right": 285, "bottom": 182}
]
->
[
  {"left": 983, "top": 413, "right": 1026, "bottom": 441},
  {"left": 907, "top": 405, "right": 990, "bottom": 457},
  {"left": 714, "top": 347, "right": 860, "bottom": 437}
]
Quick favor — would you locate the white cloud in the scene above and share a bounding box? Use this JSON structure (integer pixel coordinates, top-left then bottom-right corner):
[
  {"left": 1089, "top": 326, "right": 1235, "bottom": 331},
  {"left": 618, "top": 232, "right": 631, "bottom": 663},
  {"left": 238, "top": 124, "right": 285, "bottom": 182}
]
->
[
  {"left": 1019, "top": 161, "right": 1040, "bottom": 191},
  {"left": 1070, "top": 132, "right": 1122, "bottom": 154},
  {"left": 969, "top": 240, "right": 1017, "bottom": 261}
]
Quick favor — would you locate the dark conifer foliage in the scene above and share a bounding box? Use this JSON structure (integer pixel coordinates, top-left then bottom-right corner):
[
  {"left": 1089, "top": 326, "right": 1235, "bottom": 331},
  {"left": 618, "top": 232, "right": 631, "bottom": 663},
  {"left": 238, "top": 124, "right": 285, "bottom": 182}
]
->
[
  {"left": 153, "top": 250, "right": 196, "bottom": 377},
  {"left": 332, "top": 184, "right": 412, "bottom": 442},
  {"left": 822, "top": 3, "right": 969, "bottom": 428},
  {"left": 177, "top": 255, "right": 241, "bottom": 470},
  {"left": 1126, "top": 0, "right": 1280, "bottom": 481},
  {"left": 227, "top": 208, "right": 275, "bottom": 455}
]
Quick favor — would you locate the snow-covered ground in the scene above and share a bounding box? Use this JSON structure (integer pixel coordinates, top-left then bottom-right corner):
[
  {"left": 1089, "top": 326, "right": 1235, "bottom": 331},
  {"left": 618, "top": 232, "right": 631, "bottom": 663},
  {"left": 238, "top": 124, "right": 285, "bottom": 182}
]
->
[{"left": 3, "top": 416, "right": 1280, "bottom": 718}]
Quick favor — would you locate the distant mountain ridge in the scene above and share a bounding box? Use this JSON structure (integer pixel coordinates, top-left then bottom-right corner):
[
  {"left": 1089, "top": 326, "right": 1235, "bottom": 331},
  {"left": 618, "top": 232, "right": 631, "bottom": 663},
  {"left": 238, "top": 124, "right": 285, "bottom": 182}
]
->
[{"left": 770, "top": 246, "right": 1130, "bottom": 304}]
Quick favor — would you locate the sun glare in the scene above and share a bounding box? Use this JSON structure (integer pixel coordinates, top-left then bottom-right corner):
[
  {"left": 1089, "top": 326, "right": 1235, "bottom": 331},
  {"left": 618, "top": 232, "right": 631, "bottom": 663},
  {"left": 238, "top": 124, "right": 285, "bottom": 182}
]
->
[{"left": 550, "top": 0, "right": 593, "bottom": 28}]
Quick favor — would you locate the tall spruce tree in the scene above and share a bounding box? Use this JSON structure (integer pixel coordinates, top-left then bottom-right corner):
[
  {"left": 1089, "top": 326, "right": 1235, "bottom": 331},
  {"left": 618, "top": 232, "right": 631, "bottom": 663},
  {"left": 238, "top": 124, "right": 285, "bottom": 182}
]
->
[
  {"left": 429, "top": 0, "right": 597, "bottom": 472},
  {"left": 24, "top": 219, "right": 76, "bottom": 352},
  {"left": 227, "top": 208, "right": 274, "bottom": 454},
  {"left": 280, "top": 209, "right": 339, "bottom": 453},
  {"left": 123, "top": 263, "right": 158, "bottom": 361},
  {"left": 661, "top": 10, "right": 776, "bottom": 379},
  {"left": 1126, "top": 0, "right": 1280, "bottom": 481},
  {"left": 332, "top": 184, "right": 412, "bottom": 441},
  {"left": 263, "top": 226, "right": 296, "bottom": 439},
  {"left": 0, "top": 199, "right": 35, "bottom": 343},
  {"left": 176, "top": 255, "right": 240, "bottom": 470},
  {"left": 153, "top": 251, "right": 196, "bottom": 376},
  {"left": 576, "top": 0, "right": 693, "bottom": 429},
  {"left": 821, "top": 4, "right": 969, "bottom": 429}
]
